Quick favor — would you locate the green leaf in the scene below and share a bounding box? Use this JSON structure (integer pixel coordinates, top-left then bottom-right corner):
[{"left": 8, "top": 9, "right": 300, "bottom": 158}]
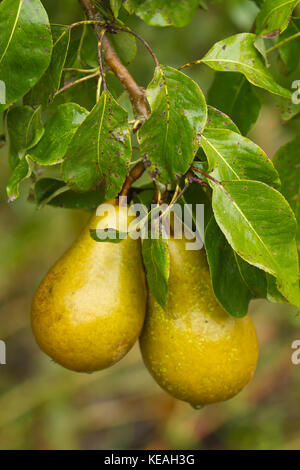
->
[
  {"left": 29, "top": 103, "right": 88, "bottom": 165},
  {"left": 132, "top": 188, "right": 154, "bottom": 207},
  {"left": 206, "top": 213, "right": 268, "bottom": 309},
  {"left": 273, "top": 135, "right": 300, "bottom": 248},
  {"left": 0, "top": 134, "right": 6, "bottom": 149},
  {"left": 81, "top": 26, "right": 137, "bottom": 68},
  {"left": 201, "top": 129, "right": 281, "bottom": 188},
  {"left": 62, "top": 92, "right": 131, "bottom": 199},
  {"left": 33, "top": 178, "right": 105, "bottom": 210},
  {"left": 110, "top": 0, "right": 123, "bottom": 17},
  {"left": 124, "top": 0, "right": 202, "bottom": 27},
  {"left": 235, "top": 254, "right": 267, "bottom": 299},
  {"left": 123, "top": 0, "right": 136, "bottom": 15},
  {"left": 208, "top": 72, "right": 261, "bottom": 135},
  {"left": 180, "top": 183, "right": 213, "bottom": 241},
  {"left": 142, "top": 234, "right": 170, "bottom": 310},
  {"left": 255, "top": 0, "right": 299, "bottom": 37},
  {"left": 205, "top": 217, "right": 255, "bottom": 317},
  {"left": 90, "top": 228, "right": 128, "bottom": 243},
  {"left": 192, "top": 160, "right": 209, "bottom": 176},
  {"left": 202, "top": 33, "right": 291, "bottom": 98},
  {"left": 34, "top": 177, "right": 65, "bottom": 204},
  {"left": 64, "top": 37, "right": 80, "bottom": 69},
  {"left": 266, "top": 273, "right": 287, "bottom": 303},
  {"left": 51, "top": 190, "right": 105, "bottom": 210},
  {"left": 105, "top": 73, "right": 125, "bottom": 101},
  {"left": 6, "top": 155, "right": 33, "bottom": 202},
  {"left": 109, "top": 31, "right": 137, "bottom": 66},
  {"left": 206, "top": 105, "right": 240, "bottom": 134},
  {"left": 7, "top": 105, "right": 44, "bottom": 169},
  {"left": 94, "top": 1, "right": 114, "bottom": 21},
  {"left": 253, "top": 0, "right": 265, "bottom": 7},
  {"left": 52, "top": 71, "right": 98, "bottom": 111},
  {"left": 278, "top": 19, "right": 300, "bottom": 73},
  {"left": 276, "top": 94, "right": 300, "bottom": 120},
  {"left": 80, "top": 26, "right": 98, "bottom": 68},
  {"left": 212, "top": 180, "right": 300, "bottom": 308},
  {"left": 199, "top": 0, "right": 208, "bottom": 10},
  {"left": 0, "top": 0, "right": 52, "bottom": 112},
  {"left": 25, "top": 24, "right": 70, "bottom": 106},
  {"left": 138, "top": 65, "right": 207, "bottom": 184},
  {"left": 254, "top": 36, "right": 270, "bottom": 67}
]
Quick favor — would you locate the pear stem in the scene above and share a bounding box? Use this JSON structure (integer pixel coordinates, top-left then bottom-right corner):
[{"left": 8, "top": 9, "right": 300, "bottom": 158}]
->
[
  {"left": 191, "top": 167, "right": 221, "bottom": 185},
  {"left": 119, "top": 161, "right": 146, "bottom": 198},
  {"left": 166, "top": 182, "right": 190, "bottom": 209},
  {"left": 97, "top": 28, "right": 107, "bottom": 92}
]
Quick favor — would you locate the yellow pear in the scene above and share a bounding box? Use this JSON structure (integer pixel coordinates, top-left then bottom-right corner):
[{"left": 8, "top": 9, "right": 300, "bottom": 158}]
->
[
  {"left": 32, "top": 200, "right": 147, "bottom": 372},
  {"left": 140, "top": 235, "right": 259, "bottom": 406}
]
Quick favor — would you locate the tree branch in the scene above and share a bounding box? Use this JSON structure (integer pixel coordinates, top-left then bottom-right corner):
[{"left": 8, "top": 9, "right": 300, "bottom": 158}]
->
[
  {"left": 78, "top": 0, "right": 150, "bottom": 119},
  {"left": 78, "top": 0, "right": 150, "bottom": 199}
]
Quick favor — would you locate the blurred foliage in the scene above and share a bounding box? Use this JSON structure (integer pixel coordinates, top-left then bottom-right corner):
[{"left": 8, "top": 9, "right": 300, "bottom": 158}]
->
[{"left": 0, "top": 0, "right": 299, "bottom": 450}]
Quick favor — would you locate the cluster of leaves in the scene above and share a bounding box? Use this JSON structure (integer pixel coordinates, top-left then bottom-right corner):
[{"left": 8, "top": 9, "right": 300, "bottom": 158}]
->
[{"left": 1, "top": 0, "right": 299, "bottom": 316}]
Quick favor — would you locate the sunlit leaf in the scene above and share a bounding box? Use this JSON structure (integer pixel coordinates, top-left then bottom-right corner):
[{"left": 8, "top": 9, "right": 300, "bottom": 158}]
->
[
  {"left": 110, "top": 0, "right": 123, "bottom": 17},
  {"left": 201, "top": 129, "right": 280, "bottom": 188},
  {"left": 29, "top": 103, "right": 88, "bottom": 165},
  {"left": 202, "top": 33, "right": 291, "bottom": 98},
  {"left": 123, "top": 0, "right": 202, "bottom": 27},
  {"left": 212, "top": 180, "right": 300, "bottom": 308},
  {"left": 0, "top": 0, "right": 52, "bottom": 112},
  {"left": 25, "top": 24, "right": 70, "bottom": 106},
  {"left": 138, "top": 65, "right": 207, "bottom": 184},
  {"left": 205, "top": 105, "right": 240, "bottom": 133},
  {"left": 255, "top": 0, "right": 299, "bottom": 37},
  {"left": 62, "top": 92, "right": 131, "bottom": 199}
]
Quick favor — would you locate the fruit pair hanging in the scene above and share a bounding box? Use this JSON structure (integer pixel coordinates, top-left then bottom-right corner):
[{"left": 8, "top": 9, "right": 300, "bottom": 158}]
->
[{"left": 32, "top": 200, "right": 258, "bottom": 407}]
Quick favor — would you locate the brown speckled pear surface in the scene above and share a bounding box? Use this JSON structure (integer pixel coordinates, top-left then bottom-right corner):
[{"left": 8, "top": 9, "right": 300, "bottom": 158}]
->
[
  {"left": 140, "top": 236, "right": 259, "bottom": 406},
  {"left": 32, "top": 201, "right": 147, "bottom": 372}
]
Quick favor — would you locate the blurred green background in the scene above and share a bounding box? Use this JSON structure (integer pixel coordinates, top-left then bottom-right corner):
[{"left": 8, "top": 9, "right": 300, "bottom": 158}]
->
[{"left": 0, "top": 0, "right": 300, "bottom": 450}]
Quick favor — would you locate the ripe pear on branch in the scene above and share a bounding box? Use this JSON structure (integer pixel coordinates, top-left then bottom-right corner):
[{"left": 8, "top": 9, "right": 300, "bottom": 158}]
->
[
  {"left": 32, "top": 200, "right": 147, "bottom": 372},
  {"left": 140, "top": 232, "right": 259, "bottom": 407}
]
